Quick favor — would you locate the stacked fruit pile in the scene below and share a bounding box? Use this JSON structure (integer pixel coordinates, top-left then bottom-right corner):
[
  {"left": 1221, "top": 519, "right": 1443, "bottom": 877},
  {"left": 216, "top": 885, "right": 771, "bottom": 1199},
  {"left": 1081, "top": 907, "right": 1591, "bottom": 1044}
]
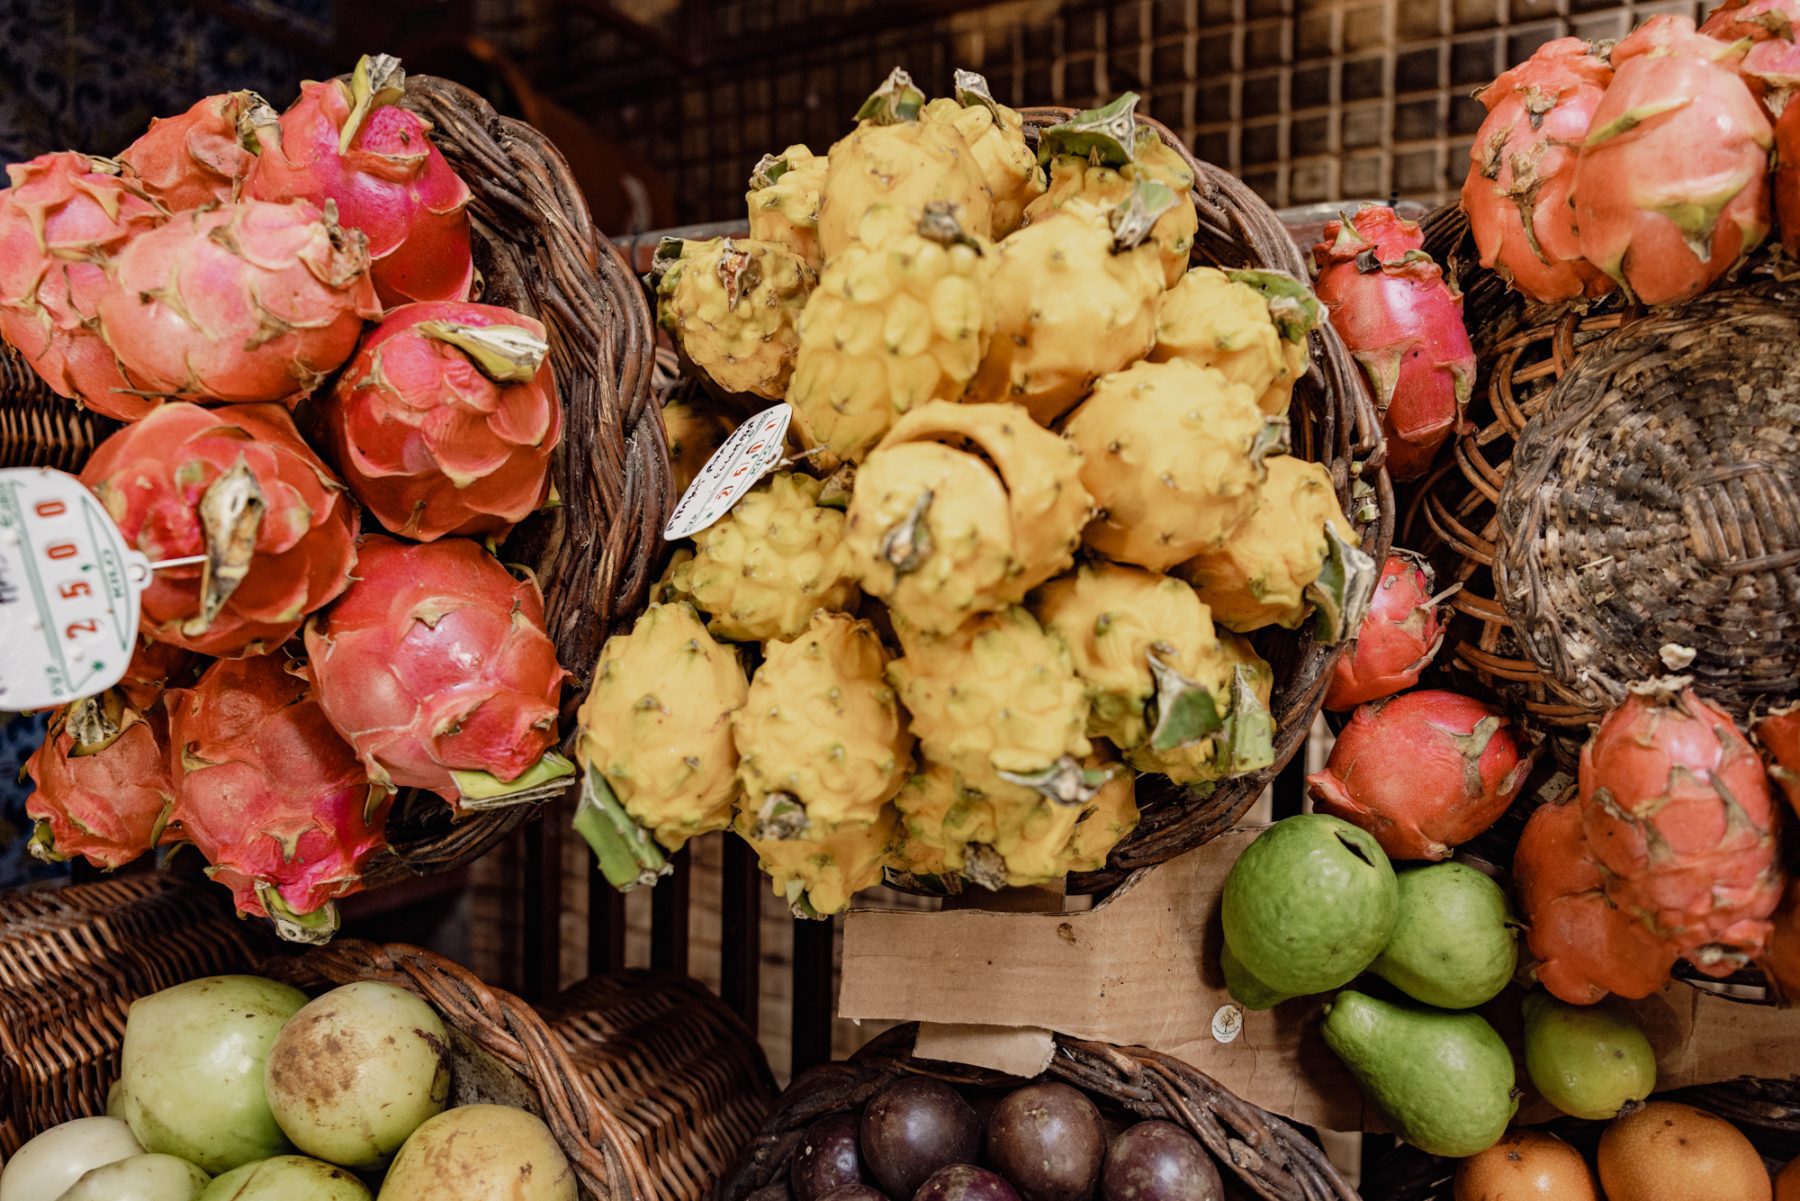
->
[
  {"left": 777, "top": 1074, "right": 1225, "bottom": 1201},
  {"left": 1461, "top": 7, "right": 1799, "bottom": 309},
  {"left": 0, "top": 976, "right": 575, "bottom": 1201},
  {"left": 5, "top": 56, "right": 572, "bottom": 939},
  {"left": 575, "top": 70, "right": 1377, "bottom": 914}
]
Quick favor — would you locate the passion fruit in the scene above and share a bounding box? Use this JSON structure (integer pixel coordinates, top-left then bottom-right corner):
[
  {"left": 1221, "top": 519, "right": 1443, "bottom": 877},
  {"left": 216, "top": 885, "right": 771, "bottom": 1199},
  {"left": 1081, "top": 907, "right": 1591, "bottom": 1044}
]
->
[
  {"left": 1452, "top": 1130, "right": 1596, "bottom": 1201},
  {"left": 1597, "top": 1102, "right": 1771, "bottom": 1201}
]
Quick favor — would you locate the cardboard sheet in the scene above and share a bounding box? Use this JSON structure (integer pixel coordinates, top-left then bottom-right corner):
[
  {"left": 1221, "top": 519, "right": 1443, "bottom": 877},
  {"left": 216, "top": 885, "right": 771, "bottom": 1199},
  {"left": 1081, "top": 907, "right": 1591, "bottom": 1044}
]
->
[{"left": 841, "top": 828, "right": 1798, "bottom": 1131}]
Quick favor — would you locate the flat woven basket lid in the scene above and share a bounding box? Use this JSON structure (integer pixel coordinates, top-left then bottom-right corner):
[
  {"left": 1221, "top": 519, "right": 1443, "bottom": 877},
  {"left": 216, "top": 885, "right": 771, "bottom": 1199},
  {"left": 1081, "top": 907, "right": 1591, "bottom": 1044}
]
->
[{"left": 1496, "top": 284, "right": 1800, "bottom": 718}]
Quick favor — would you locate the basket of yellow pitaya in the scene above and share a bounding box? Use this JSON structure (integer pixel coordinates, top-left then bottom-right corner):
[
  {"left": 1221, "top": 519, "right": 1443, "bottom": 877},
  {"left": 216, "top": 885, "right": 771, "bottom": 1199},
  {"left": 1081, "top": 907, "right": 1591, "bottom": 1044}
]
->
[
  {"left": 576, "top": 69, "right": 1392, "bottom": 914},
  {"left": 1, "top": 54, "right": 664, "bottom": 939}
]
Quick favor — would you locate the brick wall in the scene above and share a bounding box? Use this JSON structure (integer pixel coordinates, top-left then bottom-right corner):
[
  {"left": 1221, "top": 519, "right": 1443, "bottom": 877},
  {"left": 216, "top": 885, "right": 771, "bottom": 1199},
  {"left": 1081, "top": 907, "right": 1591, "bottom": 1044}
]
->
[{"left": 572, "top": 0, "right": 1710, "bottom": 225}]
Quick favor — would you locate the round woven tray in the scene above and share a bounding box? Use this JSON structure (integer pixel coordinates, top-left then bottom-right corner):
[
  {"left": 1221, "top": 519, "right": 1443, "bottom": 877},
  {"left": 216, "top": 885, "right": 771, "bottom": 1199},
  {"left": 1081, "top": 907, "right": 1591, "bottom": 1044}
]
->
[
  {"left": 0, "top": 72, "right": 668, "bottom": 890},
  {"left": 653, "top": 106, "right": 1394, "bottom": 893},
  {"left": 717, "top": 1024, "right": 1357, "bottom": 1201},
  {"left": 1406, "top": 206, "right": 1800, "bottom": 736},
  {"left": 0, "top": 874, "right": 775, "bottom": 1201}
]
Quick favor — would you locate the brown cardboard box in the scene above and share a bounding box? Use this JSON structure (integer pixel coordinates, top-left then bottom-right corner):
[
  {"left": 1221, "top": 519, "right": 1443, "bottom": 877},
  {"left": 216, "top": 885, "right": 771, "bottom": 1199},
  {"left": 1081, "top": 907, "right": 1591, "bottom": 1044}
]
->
[{"left": 841, "top": 828, "right": 1796, "bottom": 1130}]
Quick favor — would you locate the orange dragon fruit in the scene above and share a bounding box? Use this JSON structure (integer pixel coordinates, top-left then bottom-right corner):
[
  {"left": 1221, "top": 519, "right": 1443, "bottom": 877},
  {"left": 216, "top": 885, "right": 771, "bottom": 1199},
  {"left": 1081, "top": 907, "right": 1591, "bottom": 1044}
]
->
[
  {"left": 1308, "top": 689, "right": 1533, "bottom": 861},
  {"left": 119, "top": 90, "right": 267, "bottom": 210},
  {"left": 81, "top": 402, "right": 359, "bottom": 656},
  {"left": 1574, "top": 16, "right": 1772, "bottom": 305},
  {"left": 246, "top": 54, "right": 473, "bottom": 307},
  {"left": 1514, "top": 790, "right": 1679, "bottom": 1005},
  {"left": 24, "top": 690, "right": 175, "bottom": 870},
  {"left": 167, "top": 653, "right": 391, "bottom": 943},
  {"left": 1755, "top": 703, "right": 1800, "bottom": 818},
  {"left": 96, "top": 197, "right": 379, "bottom": 403},
  {"left": 322, "top": 302, "right": 562, "bottom": 541},
  {"left": 1323, "top": 550, "right": 1451, "bottom": 711},
  {"left": 305, "top": 535, "right": 573, "bottom": 809},
  {"left": 1579, "top": 680, "right": 1785, "bottom": 977},
  {"left": 1312, "top": 205, "right": 1474, "bottom": 482},
  {"left": 1760, "top": 878, "right": 1800, "bottom": 1003},
  {"left": 1462, "top": 37, "right": 1615, "bottom": 303},
  {"left": 0, "top": 152, "right": 165, "bottom": 421}
]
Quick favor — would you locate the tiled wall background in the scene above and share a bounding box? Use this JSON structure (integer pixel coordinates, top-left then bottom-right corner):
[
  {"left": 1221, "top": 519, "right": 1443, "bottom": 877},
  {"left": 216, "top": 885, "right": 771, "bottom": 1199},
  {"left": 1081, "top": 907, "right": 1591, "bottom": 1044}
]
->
[{"left": 568, "top": 0, "right": 1712, "bottom": 225}]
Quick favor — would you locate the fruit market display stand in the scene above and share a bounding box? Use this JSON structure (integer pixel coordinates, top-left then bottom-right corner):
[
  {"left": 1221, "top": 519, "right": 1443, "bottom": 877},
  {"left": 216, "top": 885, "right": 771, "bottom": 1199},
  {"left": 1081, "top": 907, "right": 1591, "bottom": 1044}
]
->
[{"left": 0, "top": 874, "right": 777, "bottom": 1201}]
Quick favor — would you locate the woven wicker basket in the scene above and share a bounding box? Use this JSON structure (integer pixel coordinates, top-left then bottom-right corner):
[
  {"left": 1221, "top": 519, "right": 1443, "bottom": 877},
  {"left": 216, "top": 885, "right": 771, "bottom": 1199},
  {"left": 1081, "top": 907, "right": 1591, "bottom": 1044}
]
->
[
  {"left": 717, "top": 1024, "right": 1357, "bottom": 1201},
  {"left": 0, "top": 875, "right": 776, "bottom": 1201},
  {"left": 0, "top": 73, "right": 668, "bottom": 890},
  {"left": 1407, "top": 206, "right": 1800, "bottom": 738},
  {"left": 653, "top": 106, "right": 1394, "bottom": 893}
]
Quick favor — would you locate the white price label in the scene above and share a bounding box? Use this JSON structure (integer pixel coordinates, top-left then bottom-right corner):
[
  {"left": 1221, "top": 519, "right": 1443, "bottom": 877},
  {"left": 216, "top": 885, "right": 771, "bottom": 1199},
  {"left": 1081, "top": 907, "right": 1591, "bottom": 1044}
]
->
[
  {"left": 1211, "top": 1003, "right": 1244, "bottom": 1044},
  {"left": 0, "top": 467, "right": 146, "bottom": 711},
  {"left": 663, "top": 403, "right": 793, "bottom": 541}
]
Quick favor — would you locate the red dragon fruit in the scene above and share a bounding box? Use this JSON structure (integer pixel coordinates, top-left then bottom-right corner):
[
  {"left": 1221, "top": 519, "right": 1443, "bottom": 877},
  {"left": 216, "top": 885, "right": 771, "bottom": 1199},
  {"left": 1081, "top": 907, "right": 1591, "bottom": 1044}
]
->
[
  {"left": 24, "top": 690, "right": 175, "bottom": 870},
  {"left": 1774, "top": 103, "right": 1800, "bottom": 255},
  {"left": 1701, "top": 0, "right": 1800, "bottom": 113},
  {"left": 305, "top": 535, "right": 572, "bottom": 808},
  {"left": 80, "top": 402, "right": 359, "bottom": 656},
  {"left": 117, "top": 637, "right": 199, "bottom": 711},
  {"left": 1312, "top": 206, "right": 1475, "bottom": 482},
  {"left": 1755, "top": 703, "right": 1800, "bottom": 819},
  {"left": 0, "top": 152, "right": 165, "bottom": 421},
  {"left": 118, "top": 90, "right": 267, "bottom": 210},
  {"left": 1579, "top": 679, "right": 1784, "bottom": 977},
  {"left": 1308, "top": 689, "right": 1534, "bottom": 861},
  {"left": 166, "top": 653, "right": 391, "bottom": 943},
  {"left": 1514, "top": 790, "right": 1680, "bottom": 1005},
  {"left": 246, "top": 54, "right": 474, "bottom": 307},
  {"left": 96, "top": 197, "right": 379, "bottom": 403},
  {"left": 322, "top": 303, "right": 562, "bottom": 541},
  {"left": 1573, "top": 16, "right": 1772, "bottom": 305},
  {"left": 1323, "top": 550, "right": 1452, "bottom": 711},
  {"left": 1462, "top": 37, "right": 1615, "bottom": 304}
]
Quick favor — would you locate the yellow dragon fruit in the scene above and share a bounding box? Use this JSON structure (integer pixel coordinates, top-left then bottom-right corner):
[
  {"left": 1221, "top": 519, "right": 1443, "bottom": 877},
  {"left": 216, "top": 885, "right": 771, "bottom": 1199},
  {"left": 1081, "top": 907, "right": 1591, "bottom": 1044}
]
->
[
  {"left": 1175, "top": 455, "right": 1376, "bottom": 641},
  {"left": 733, "top": 611, "right": 912, "bottom": 834},
  {"left": 1150, "top": 267, "right": 1321, "bottom": 415},
  {"left": 921, "top": 70, "right": 1044, "bottom": 237},
  {"left": 888, "top": 606, "right": 1093, "bottom": 807},
  {"left": 817, "top": 68, "right": 994, "bottom": 261},
  {"left": 1128, "top": 632, "right": 1276, "bottom": 787},
  {"left": 789, "top": 203, "right": 993, "bottom": 461},
  {"left": 668, "top": 471, "right": 859, "bottom": 642},
  {"left": 735, "top": 799, "right": 897, "bottom": 918},
  {"left": 887, "top": 762, "right": 999, "bottom": 888},
  {"left": 1026, "top": 94, "right": 1198, "bottom": 287},
  {"left": 967, "top": 185, "right": 1173, "bottom": 424},
  {"left": 845, "top": 400, "right": 1090, "bottom": 633},
  {"left": 662, "top": 398, "right": 736, "bottom": 498},
  {"left": 653, "top": 235, "right": 813, "bottom": 399},
  {"left": 746, "top": 144, "right": 828, "bottom": 270},
  {"left": 993, "top": 749, "right": 1139, "bottom": 885},
  {"left": 1064, "top": 358, "right": 1279, "bottom": 571},
  {"left": 574, "top": 603, "right": 749, "bottom": 889}
]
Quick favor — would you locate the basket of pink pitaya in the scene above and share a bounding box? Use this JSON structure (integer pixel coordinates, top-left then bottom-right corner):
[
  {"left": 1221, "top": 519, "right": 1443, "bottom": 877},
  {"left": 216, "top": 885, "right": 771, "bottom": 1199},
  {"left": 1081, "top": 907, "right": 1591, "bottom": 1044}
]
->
[
  {"left": 1, "top": 55, "right": 666, "bottom": 939},
  {"left": 1379, "top": 3, "right": 1800, "bottom": 744}
]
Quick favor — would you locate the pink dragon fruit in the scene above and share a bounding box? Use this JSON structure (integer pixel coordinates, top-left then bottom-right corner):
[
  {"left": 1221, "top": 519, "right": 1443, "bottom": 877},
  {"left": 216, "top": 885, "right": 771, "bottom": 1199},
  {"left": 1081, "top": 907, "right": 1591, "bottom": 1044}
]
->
[
  {"left": 1574, "top": 16, "right": 1772, "bottom": 305},
  {"left": 1462, "top": 38, "right": 1615, "bottom": 303},
  {"left": 1755, "top": 703, "right": 1800, "bottom": 819},
  {"left": 322, "top": 302, "right": 562, "bottom": 541},
  {"left": 96, "top": 197, "right": 379, "bottom": 403},
  {"left": 1312, "top": 206, "right": 1475, "bottom": 482},
  {"left": 1308, "top": 689, "right": 1534, "bottom": 861},
  {"left": 81, "top": 402, "right": 359, "bottom": 656},
  {"left": 167, "top": 653, "right": 391, "bottom": 942},
  {"left": 1514, "top": 790, "right": 1680, "bottom": 1004},
  {"left": 119, "top": 90, "right": 267, "bottom": 210},
  {"left": 24, "top": 690, "right": 175, "bottom": 870},
  {"left": 1701, "top": 0, "right": 1800, "bottom": 113},
  {"left": 0, "top": 152, "right": 165, "bottom": 421},
  {"left": 246, "top": 54, "right": 474, "bottom": 307},
  {"left": 1579, "top": 679, "right": 1785, "bottom": 976},
  {"left": 305, "top": 535, "right": 572, "bottom": 808},
  {"left": 1322, "top": 550, "right": 1451, "bottom": 711}
]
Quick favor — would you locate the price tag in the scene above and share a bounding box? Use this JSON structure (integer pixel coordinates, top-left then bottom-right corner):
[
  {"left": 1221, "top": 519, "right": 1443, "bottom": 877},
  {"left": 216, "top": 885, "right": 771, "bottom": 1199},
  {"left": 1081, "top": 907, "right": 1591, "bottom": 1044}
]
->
[
  {"left": 0, "top": 467, "right": 146, "bottom": 711},
  {"left": 663, "top": 403, "right": 793, "bottom": 541},
  {"left": 1211, "top": 1003, "right": 1244, "bottom": 1044}
]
